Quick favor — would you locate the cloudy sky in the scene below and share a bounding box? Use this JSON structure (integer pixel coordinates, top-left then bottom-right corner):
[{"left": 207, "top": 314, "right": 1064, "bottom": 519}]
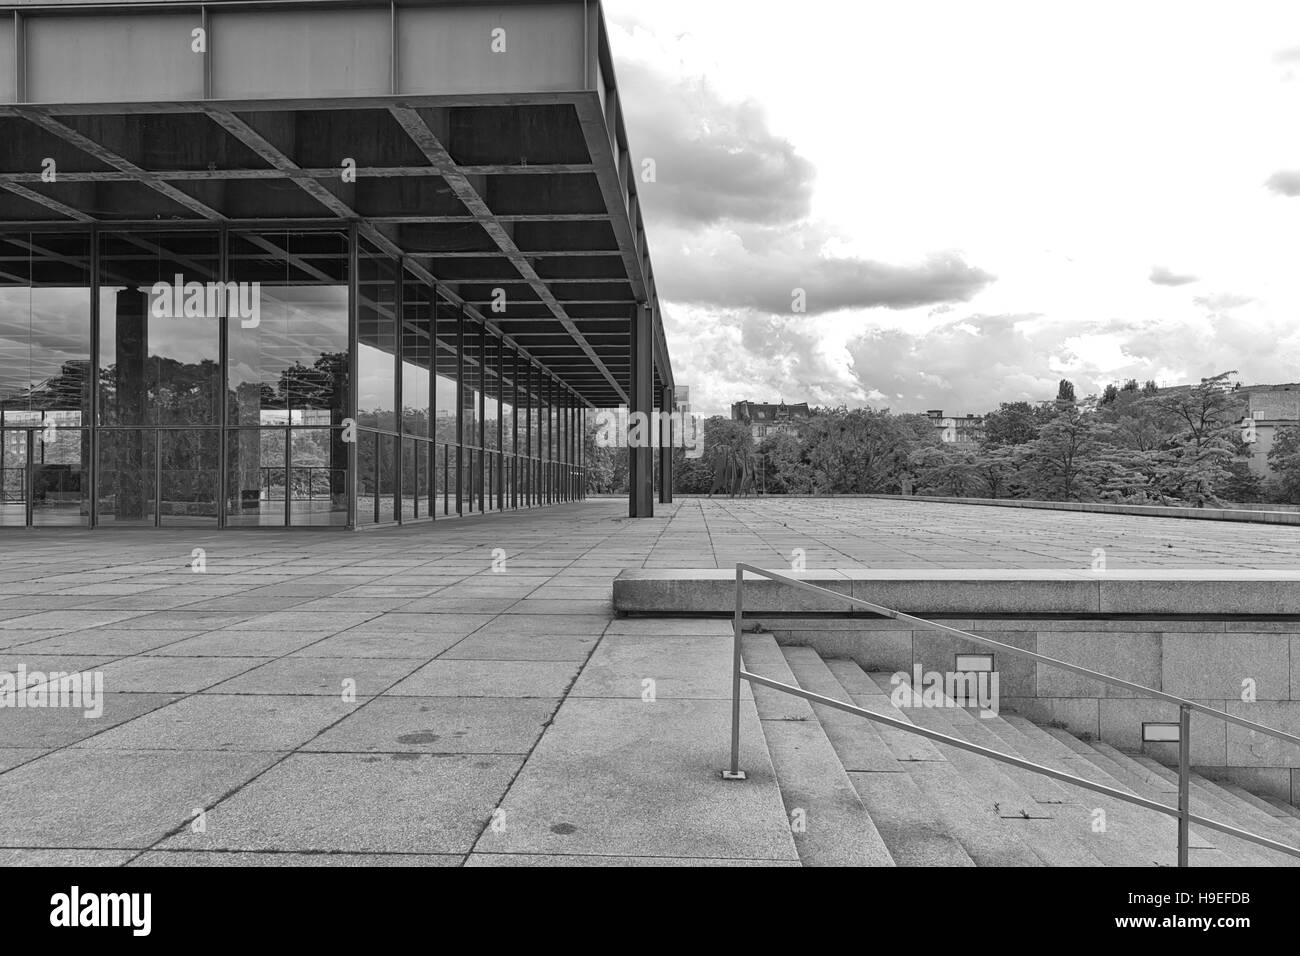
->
[{"left": 604, "top": 0, "right": 1300, "bottom": 417}]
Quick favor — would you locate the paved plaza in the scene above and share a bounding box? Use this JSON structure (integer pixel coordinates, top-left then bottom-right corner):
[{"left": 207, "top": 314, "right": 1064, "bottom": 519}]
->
[{"left": 0, "top": 498, "right": 1296, "bottom": 866}]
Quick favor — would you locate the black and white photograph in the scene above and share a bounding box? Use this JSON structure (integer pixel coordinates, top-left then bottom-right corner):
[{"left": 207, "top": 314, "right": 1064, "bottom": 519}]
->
[{"left": 0, "top": 0, "right": 1296, "bottom": 935}]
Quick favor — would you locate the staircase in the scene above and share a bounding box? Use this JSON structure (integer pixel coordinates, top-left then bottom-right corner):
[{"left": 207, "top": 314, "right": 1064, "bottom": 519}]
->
[{"left": 743, "top": 632, "right": 1300, "bottom": 867}]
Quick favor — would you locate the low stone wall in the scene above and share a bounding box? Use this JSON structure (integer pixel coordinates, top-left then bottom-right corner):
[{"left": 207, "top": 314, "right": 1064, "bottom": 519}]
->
[
  {"left": 614, "top": 569, "right": 1300, "bottom": 616},
  {"left": 758, "top": 616, "right": 1300, "bottom": 804},
  {"left": 614, "top": 569, "right": 1300, "bottom": 804},
  {"left": 862, "top": 493, "right": 1300, "bottom": 525}
]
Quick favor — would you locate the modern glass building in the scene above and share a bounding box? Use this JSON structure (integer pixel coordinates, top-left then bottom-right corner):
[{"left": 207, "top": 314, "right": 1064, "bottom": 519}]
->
[{"left": 0, "top": 0, "right": 674, "bottom": 529}]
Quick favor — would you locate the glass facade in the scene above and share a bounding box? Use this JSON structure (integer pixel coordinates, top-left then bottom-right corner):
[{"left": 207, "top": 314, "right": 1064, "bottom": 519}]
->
[{"left": 0, "top": 227, "right": 586, "bottom": 529}]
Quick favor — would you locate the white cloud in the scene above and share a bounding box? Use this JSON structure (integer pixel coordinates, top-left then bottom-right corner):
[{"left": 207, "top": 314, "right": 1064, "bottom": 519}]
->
[{"left": 605, "top": 0, "right": 1300, "bottom": 416}]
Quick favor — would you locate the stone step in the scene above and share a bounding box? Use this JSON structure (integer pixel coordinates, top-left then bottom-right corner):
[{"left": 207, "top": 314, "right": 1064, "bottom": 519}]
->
[
  {"left": 774, "top": 647, "right": 974, "bottom": 866},
  {"left": 738, "top": 636, "right": 1299, "bottom": 867},
  {"left": 1124, "top": 754, "right": 1300, "bottom": 866},
  {"left": 912, "top": 695, "right": 1109, "bottom": 866},
  {"left": 823, "top": 659, "right": 945, "bottom": 762},
  {"left": 740, "top": 634, "right": 895, "bottom": 867},
  {"left": 844, "top": 769, "right": 978, "bottom": 867},
  {"left": 932, "top": 700, "right": 1078, "bottom": 807},
  {"left": 965, "top": 711, "right": 1121, "bottom": 867},
  {"left": 1216, "top": 781, "right": 1294, "bottom": 820},
  {"left": 865, "top": 673, "right": 1039, "bottom": 818},
  {"left": 1261, "top": 796, "right": 1300, "bottom": 827},
  {"left": 1091, "top": 741, "right": 1274, "bottom": 844},
  {"left": 862, "top": 672, "right": 1090, "bottom": 866},
  {"left": 779, "top": 647, "right": 901, "bottom": 773},
  {"left": 999, "top": 715, "right": 1186, "bottom": 866},
  {"left": 1039, "top": 725, "right": 1248, "bottom": 866},
  {"left": 1127, "top": 753, "right": 1293, "bottom": 839},
  {"left": 1071, "top": 740, "right": 1263, "bottom": 867},
  {"left": 826, "top": 665, "right": 1071, "bottom": 868}
]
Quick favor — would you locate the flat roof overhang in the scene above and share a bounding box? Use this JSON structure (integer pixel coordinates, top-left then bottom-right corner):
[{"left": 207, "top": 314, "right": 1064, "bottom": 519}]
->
[{"left": 0, "top": 0, "right": 673, "bottom": 409}]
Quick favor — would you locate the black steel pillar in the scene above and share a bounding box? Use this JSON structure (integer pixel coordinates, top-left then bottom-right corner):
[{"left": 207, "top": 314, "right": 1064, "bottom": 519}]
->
[
  {"left": 659, "top": 385, "right": 673, "bottom": 505},
  {"left": 629, "top": 304, "right": 654, "bottom": 517}
]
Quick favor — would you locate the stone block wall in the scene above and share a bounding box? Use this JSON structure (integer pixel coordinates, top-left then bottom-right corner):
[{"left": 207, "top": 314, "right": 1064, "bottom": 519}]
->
[{"left": 760, "top": 616, "right": 1300, "bottom": 805}]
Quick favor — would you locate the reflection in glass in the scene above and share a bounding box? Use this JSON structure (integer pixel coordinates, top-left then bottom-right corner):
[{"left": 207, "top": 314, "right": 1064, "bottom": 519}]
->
[
  {"left": 462, "top": 322, "right": 480, "bottom": 448},
  {"left": 98, "top": 232, "right": 220, "bottom": 426},
  {"left": 377, "top": 433, "right": 397, "bottom": 522},
  {"left": 160, "top": 429, "right": 218, "bottom": 525},
  {"left": 401, "top": 437, "right": 426, "bottom": 521},
  {"left": 227, "top": 427, "right": 284, "bottom": 526},
  {"left": 0, "top": 224, "right": 584, "bottom": 530},
  {"left": 98, "top": 429, "right": 157, "bottom": 525},
  {"left": 357, "top": 245, "right": 397, "bottom": 431},
  {"left": 356, "top": 430, "right": 377, "bottom": 526},
  {"left": 0, "top": 233, "right": 91, "bottom": 422},
  {"left": 403, "top": 278, "right": 432, "bottom": 437},
  {"left": 0, "top": 234, "right": 92, "bottom": 526},
  {"left": 33, "top": 427, "right": 90, "bottom": 526},
  {"left": 227, "top": 232, "right": 349, "bottom": 428},
  {"left": 0, "top": 429, "right": 28, "bottom": 527},
  {"left": 434, "top": 292, "right": 459, "bottom": 447},
  {"left": 291, "top": 428, "right": 346, "bottom": 527}
]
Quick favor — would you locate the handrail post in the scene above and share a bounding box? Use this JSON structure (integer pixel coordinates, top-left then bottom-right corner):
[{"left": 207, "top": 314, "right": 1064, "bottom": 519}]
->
[
  {"left": 722, "top": 564, "right": 747, "bottom": 780},
  {"left": 1177, "top": 703, "right": 1191, "bottom": 867}
]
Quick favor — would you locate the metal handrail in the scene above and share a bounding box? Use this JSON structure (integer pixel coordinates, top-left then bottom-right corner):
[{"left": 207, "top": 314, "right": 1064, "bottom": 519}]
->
[{"left": 725, "top": 563, "right": 1300, "bottom": 865}]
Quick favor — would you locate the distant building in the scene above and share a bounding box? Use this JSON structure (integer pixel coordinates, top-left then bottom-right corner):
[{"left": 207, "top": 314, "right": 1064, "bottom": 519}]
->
[
  {"left": 674, "top": 386, "right": 693, "bottom": 414},
  {"left": 926, "top": 410, "right": 986, "bottom": 451},
  {"left": 1241, "top": 384, "right": 1300, "bottom": 479},
  {"left": 731, "top": 401, "right": 813, "bottom": 441}
]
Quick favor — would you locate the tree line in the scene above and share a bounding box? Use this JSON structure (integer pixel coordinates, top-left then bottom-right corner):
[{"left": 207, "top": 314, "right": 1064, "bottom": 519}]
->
[{"left": 587, "top": 371, "right": 1300, "bottom": 506}]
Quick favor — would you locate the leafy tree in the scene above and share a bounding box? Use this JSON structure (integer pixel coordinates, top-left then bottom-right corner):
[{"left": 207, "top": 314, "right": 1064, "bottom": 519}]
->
[
  {"left": 970, "top": 444, "right": 1019, "bottom": 499},
  {"left": 801, "top": 407, "right": 932, "bottom": 494},
  {"left": 1093, "top": 444, "right": 1161, "bottom": 503},
  {"left": 1222, "top": 455, "right": 1265, "bottom": 503},
  {"left": 982, "top": 400, "right": 1051, "bottom": 448},
  {"left": 1267, "top": 425, "right": 1300, "bottom": 504},
  {"left": 582, "top": 414, "right": 618, "bottom": 493},
  {"left": 1149, "top": 371, "right": 1244, "bottom": 503},
  {"left": 1096, "top": 386, "right": 1173, "bottom": 453},
  {"left": 1019, "top": 405, "right": 1107, "bottom": 500},
  {"left": 910, "top": 444, "right": 979, "bottom": 496},
  {"left": 758, "top": 429, "right": 812, "bottom": 494}
]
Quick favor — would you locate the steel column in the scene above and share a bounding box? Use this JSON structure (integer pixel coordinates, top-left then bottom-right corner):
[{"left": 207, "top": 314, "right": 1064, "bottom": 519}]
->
[
  {"left": 629, "top": 304, "right": 654, "bottom": 517},
  {"left": 659, "top": 385, "right": 673, "bottom": 505}
]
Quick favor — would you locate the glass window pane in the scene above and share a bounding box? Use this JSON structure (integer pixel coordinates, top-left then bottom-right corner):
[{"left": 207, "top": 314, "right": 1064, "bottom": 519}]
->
[
  {"left": 377, "top": 433, "right": 397, "bottom": 522},
  {"left": 441, "top": 444, "right": 456, "bottom": 516},
  {"left": 357, "top": 244, "right": 397, "bottom": 431},
  {"left": 462, "top": 447, "right": 475, "bottom": 513},
  {"left": 99, "top": 232, "right": 220, "bottom": 426},
  {"left": 160, "top": 429, "right": 218, "bottom": 526},
  {"left": 227, "top": 231, "right": 349, "bottom": 428},
  {"left": 401, "top": 437, "right": 418, "bottom": 520},
  {"left": 0, "top": 233, "right": 92, "bottom": 426},
  {"left": 435, "top": 292, "right": 458, "bottom": 444},
  {"left": 98, "top": 429, "right": 156, "bottom": 525},
  {"left": 356, "top": 430, "right": 377, "bottom": 526},
  {"left": 402, "top": 276, "right": 432, "bottom": 437},
  {"left": 462, "top": 322, "right": 480, "bottom": 447},
  {"left": 32, "top": 427, "right": 90, "bottom": 526},
  {"left": 483, "top": 336, "right": 500, "bottom": 453},
  {"left": 290, "top": 427, "right": 346, "bottom": 526},
  {"left": 0, "top": 429, "right": 28, "bottom": 527},
  {"left": 417, "top": 439, "right": 431, "bottom": 519},
  {"left": 227, "top": 427, "right": 285, "bottom": 527}
]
